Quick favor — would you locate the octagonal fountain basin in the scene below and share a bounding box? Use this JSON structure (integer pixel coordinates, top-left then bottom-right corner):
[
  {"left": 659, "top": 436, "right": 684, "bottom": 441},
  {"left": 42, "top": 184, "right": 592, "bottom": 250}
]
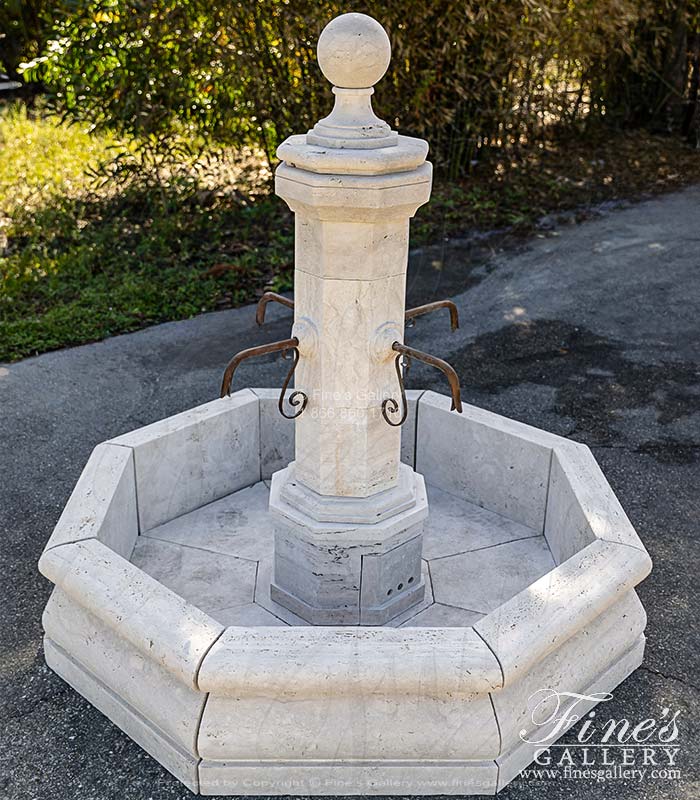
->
[{"left": 39, "top": 388, "right": 651, "bottom": 796}]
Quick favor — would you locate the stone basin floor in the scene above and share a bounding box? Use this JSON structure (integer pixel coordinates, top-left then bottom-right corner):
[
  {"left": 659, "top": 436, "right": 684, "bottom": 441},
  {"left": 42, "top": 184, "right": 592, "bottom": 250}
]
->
[{"left": 131, "top": 480, "right": 554, "bottom": 628}]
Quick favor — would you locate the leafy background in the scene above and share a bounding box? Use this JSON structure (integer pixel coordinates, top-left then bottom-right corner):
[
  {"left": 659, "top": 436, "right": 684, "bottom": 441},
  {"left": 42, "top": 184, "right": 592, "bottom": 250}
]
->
[
  {"left": 7, "top": 1, "right": 700, "bottom": 175},
  {"left": 0, "top": 1, "right": 698, "bottom": 361}
]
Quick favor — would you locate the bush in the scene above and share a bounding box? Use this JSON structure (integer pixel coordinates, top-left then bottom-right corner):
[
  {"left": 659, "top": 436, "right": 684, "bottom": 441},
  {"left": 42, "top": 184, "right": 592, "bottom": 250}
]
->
[{"left": 18, "top": 1, "right": 700, "bottom": 178}]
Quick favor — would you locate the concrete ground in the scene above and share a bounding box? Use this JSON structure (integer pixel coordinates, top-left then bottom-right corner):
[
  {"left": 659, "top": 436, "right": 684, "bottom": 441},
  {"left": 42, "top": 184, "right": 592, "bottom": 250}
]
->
[{"left": 1, "top": 186, "right": 698, "bottom": 799}]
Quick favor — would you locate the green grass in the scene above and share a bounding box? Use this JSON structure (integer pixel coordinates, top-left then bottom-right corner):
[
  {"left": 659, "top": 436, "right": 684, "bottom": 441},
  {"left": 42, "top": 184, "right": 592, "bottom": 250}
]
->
[
  {"left": 0, "top": 105, "right": 115, "bottom": 217},
  {"left": 0, "top": 106, "right": 294, "bottom": 361},
  {"left": 2, "top": 105, "right": 699, "bottom": 362}
]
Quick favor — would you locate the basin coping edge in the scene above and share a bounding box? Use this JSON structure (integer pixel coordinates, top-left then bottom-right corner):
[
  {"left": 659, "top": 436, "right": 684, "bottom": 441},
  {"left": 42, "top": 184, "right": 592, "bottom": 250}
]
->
[
  {"left": 109, "top": 388, "right": 259, "bottom": 449},
  {"left": 41, "top": 441, "right": 137, "bottom": 556},
  {"left": 417, "top": 389, "right": 573, "bottom": 450},
  {"left": 197, "top": 625, "right": 503, "bottom": 698},
  {"left": 474, "top": 538, "right": 652, "bottom": 688},
  {"left": 551, "top": 440, "right": 649, "bottom": 552},
  {"left": 39, "top": 538, "right": 224, "bottom": 690}
]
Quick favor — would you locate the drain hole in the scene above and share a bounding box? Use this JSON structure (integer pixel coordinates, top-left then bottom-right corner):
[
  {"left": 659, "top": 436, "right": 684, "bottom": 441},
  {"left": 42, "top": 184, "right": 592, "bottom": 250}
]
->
[
  {"left": 387, "top": 589, "right": 393, "bottom": 596},
  {"left": 408, "top": 576, "right": 414, "bottom": 584},
  {"left": 397, "top": 583, "right": 404, "bottom": 590}
]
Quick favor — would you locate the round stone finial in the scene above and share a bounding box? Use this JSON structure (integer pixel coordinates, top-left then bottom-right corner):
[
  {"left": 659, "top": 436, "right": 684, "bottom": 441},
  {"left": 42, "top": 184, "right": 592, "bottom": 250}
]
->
[{"left": 317, "top": 13, "right": 391, "bottom": 89}]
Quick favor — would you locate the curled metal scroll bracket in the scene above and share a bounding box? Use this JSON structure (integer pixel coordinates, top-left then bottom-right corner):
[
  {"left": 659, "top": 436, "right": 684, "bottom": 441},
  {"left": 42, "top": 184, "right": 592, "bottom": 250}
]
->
[
  {"left": 382, "top": 353, "right": 410, "bottom": 427},
  {"left": 279, "top": 346, "right": 308, "bottom": 419},
  {"left": 382, "top": 341, "right": 463, "bottom": 426},
  {"left": 220, "top": 337, "right": 307, "bottom": 420}
]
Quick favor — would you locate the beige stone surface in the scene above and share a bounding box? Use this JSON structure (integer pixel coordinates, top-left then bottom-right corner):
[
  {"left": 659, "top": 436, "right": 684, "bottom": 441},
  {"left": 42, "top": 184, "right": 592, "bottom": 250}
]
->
[
  {"left": 43, "top": 442, "right": 137, "bottom": 558},
  {"left": 544, "top": 441, "right": 599, "bottom": 563},
  {"left": 198, "top": 760, "right": 499, "bottom": 796},
  {"left": 291, "top": 266, "right": 407, "bottom": 496},
  {"left": 198, "top": 690, "right": 500, "bottom": 763},
  {"left": 277, "top": 162, "right": 430, "bottom": 500},
  {"left": 276, "top": 162, "right": 432, "bottom": 218},
  {"left": 401, "top": 601, "right": 483, "bottom": 628},
  {"left": 293, "top": 217, "right": 411, "bottom": 281},
  {"left": 495, "top": 636, "right": 646, "bottom": 790},
  {"left": 110, "top": 390, "right": 259, "bottom": 530},
  {"left": 211, "top": 602, "right": 287, "bottom": 627},
  {"left": 492, "top": 591, "right": 646, "bottom": 755},
  {"left": 474, "top": 538, "right": 652, "bottom": 687},
  {"left": 280, "top": 460, "right": 418, "bottom": 523},
  {"left": 388, "top": 558, "right": 434, "bottom": 626},
  {"left": 430, "top": 536, "right": 555, "bottom": 614},
  {"left": 44, "top": 638, "right": 201, "bottom": 792},
  {"left": 545, "top": 439, "right": 649, "bottom": 563},
  {"left": 199, "top": 625, "right": 502, "bottom": 698},
  {"left": 270, "top": 466, "right": 428, "bottom": 624},
  {"left": 130, "top": 537, "right": 256, "bottom": 615},
  {"left": 251, "top": 387, "right": 295, "bottom": 480},
  {"left": 400, "top": 389, "right": 424, "bottom": 467},
  {"left": 142, "top": 480, "right": 274, "bottom": 562},
  {"left": 316, "top": 13, "right": 391, "bottom": 90},
  {"left": 43, "top": 589, "right": 206, "bottom": 753},
  {"left": 416, "top": 391, "right": 556, "bottom": 530},
  {"left": 277, "top": 137, "right": 430, "bottom": 177},
  {"left": 423, "top": 483, "right": 539, "bottom": 560},
  {"left": 39, "top": 538, "right": 223, "bottom": 689},
  {"left": 252, "top": 388, "right": 420, "bottom": 479}
]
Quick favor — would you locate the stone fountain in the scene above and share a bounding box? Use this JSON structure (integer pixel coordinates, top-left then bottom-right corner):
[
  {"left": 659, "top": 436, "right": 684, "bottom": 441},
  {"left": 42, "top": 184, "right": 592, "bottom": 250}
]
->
[{"left": 38, "top": 13, "right": 652, "bottom": 796}]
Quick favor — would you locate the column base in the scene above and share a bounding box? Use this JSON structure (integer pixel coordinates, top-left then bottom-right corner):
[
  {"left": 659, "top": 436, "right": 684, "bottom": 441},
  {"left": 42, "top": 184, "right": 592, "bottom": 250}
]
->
[
  {"left": 270, "top": 578, "right": 425, "bottom": 626},
  {"left": 269, "top": 463, "right": 428, "bottom": 625}
]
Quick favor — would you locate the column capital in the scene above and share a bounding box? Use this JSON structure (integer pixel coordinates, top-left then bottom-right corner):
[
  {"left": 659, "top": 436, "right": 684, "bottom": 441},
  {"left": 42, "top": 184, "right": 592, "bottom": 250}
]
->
[{"left": 275, "top": 161, "right": 433, "bottom": 223}]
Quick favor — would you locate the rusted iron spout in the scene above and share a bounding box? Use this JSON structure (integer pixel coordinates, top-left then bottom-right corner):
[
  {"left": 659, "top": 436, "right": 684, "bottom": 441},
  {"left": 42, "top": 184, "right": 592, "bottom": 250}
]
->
[
  {"left": 404, "top": 299, "right": 459, "bottom": 332},
  {"left": 256, "top": 292, "right": 295, "bottom": 326},
  {"left": 221, "top": 337, "right": 300, "bottom": 398}
]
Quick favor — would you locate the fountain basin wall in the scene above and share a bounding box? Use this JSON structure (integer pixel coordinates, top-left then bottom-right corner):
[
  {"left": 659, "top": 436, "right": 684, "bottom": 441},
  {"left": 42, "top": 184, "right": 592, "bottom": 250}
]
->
[{"left": 38, "top": 388, "right": 651, "bottom": 795}]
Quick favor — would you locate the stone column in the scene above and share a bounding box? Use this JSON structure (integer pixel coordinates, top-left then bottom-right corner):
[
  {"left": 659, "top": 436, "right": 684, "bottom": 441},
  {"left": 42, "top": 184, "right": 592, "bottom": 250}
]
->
[{"left": 269, "top": 13, "right": 432, "bottom": 625}]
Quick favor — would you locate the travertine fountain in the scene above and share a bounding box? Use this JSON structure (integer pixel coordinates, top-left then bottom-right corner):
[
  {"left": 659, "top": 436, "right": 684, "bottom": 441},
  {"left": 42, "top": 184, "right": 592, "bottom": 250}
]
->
[{"left": 38, "top": 13, "right": 652, "bottom": 796}]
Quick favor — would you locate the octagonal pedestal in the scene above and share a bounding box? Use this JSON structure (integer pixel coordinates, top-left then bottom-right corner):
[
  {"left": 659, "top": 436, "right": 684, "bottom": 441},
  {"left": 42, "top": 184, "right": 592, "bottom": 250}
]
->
[
  {"left": 269, "top": 461, "right": 428, "bottom": 625},
  {"left": 38, "top": 388, "right": 651, "bottom": 795}
]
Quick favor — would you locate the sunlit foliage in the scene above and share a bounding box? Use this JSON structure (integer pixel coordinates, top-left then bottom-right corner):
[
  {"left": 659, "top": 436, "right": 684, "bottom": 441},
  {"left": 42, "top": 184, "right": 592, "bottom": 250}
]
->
[{"left": 17, "top": 1, "right": 700, "bottom": 179}]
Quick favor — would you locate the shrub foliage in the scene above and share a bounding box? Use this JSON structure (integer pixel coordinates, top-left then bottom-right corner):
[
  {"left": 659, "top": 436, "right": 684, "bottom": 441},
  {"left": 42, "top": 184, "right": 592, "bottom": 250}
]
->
[{"left": 15, "top": 1, "right": 700, "bottom": 176}]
